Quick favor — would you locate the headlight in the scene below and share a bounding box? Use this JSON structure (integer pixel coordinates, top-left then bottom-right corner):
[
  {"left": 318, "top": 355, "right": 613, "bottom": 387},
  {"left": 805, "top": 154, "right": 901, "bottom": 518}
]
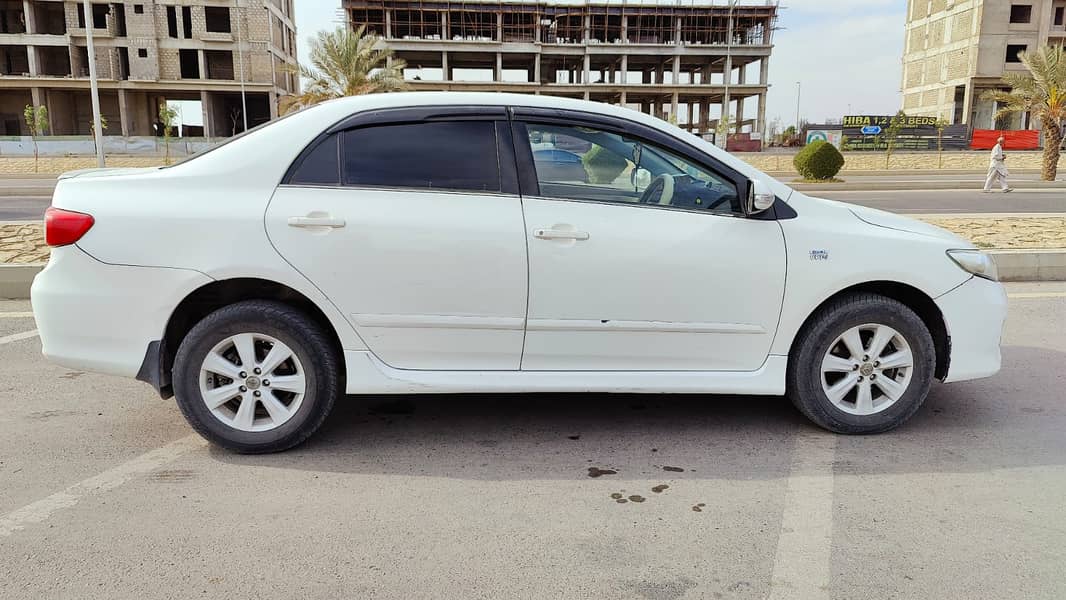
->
[{"left": 947, "top": 250, "right": 999, "bottom": 281}]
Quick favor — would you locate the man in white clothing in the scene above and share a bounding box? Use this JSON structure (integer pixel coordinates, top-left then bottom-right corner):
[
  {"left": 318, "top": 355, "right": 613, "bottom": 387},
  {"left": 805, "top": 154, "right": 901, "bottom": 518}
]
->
[{"left": 984, "top": 136, "right": 1013, "bottom": 193}]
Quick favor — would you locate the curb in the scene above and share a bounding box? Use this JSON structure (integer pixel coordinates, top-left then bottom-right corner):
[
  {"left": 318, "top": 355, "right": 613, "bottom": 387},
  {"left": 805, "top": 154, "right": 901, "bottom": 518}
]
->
[
  {"left": 790, "top": 181, "right": 1066, "bottom": 192},
  {"left": 1, "top": 251, "right": 1063, "bottom": 300},
  {"left": 0, "top": 263, "right": 44, "bottom": 299},
  {"left": 989, "top": 249, "right": 1066, "bottom": 282}
]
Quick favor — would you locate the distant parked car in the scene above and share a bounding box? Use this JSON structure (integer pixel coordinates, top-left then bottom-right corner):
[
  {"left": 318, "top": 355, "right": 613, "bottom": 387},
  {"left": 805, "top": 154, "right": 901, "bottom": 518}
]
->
[{"left": 32, "top": 93, "right": 1006, "bottom": 453}]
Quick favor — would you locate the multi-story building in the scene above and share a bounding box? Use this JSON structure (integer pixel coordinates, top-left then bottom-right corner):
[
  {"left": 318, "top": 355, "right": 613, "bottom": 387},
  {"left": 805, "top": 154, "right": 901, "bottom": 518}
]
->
[
  {"left": 344, "top": 0, "right": 778, "bottom": 136},
  {"left": 0, "top": 0, "right": 298, "bottom": 137},
  {"left": 902, "top": 0, "right": 1066, "bottom": 128}
]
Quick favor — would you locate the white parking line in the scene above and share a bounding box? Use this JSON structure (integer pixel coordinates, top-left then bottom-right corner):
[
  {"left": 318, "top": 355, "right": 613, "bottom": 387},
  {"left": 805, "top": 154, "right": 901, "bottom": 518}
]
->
[
  {"left": 0, "top": 435, "right": 205, "bottom": 538},
  {"left": 768, "top": 432, "right": 837, "bottom": 600},
  {"left": 0, "top": 312, "right": 35, "bottom": 319},
  {"left": 0, "top": 329, "right": 39, "bottom": 345}
]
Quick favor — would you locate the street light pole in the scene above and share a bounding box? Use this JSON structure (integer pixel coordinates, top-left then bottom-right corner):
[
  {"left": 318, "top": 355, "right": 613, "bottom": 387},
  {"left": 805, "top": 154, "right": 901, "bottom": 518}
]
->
[
  {"left": 82, "top": 0, "right": 105, "bottom": 167},
  {"left": 795, "top": 81, "right": 802, "bottom": 130},
  {"left": 234, "top": 0, "right": 249, "bottom": 133}
]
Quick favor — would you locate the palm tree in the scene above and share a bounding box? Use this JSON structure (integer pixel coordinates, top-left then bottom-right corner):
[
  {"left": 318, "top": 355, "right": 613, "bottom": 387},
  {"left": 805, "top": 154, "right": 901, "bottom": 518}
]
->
[
  {"left": 280, "top": 26, "right": 407, "bottom": 114},
  {"left": 982, "top": 45, "right": 1066, "bottom": 181}
]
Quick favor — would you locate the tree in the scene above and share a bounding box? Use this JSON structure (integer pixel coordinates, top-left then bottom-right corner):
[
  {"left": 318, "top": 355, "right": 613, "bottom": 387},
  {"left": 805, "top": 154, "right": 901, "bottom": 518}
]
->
[
  {"left": 89, "top": 115, "right": 108, "bottom": 157},
  {"left": 934, "top": 117, "right": 949, "bottom": 169},
  {"left": 982, "top": 45, "right": 1066, "bottom": 181},
  {"left": 158, "top": 103, "right": 178, "bottom": 165},
  {"left": 23, "top": 105, "right": 48, "bottom": 174},
  {"left": 279, "top": 26, "right": 407, "bottom": 114},
  {"left": 880, "top": 110, "right": 907, "bottom": 169}
]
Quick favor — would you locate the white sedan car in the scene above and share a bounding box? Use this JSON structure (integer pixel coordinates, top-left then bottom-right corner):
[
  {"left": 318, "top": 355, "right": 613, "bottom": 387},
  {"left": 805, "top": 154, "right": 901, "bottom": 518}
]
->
[{"left": 32, "top": 93, "right": 1007, "bottom": 453}]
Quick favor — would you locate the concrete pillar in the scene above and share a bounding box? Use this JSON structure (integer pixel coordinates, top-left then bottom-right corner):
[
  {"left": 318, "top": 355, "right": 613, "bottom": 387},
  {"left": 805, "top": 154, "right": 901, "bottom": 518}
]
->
[
  {"left": 675, "top": 17, "right": 682, "bottom": 44},
  {"left": 23, "top": 0, "right": 36, "bottom": 33},
  {"left": 118, "top": 89, "right": 130, "bottom": 136},
  {"left": 583, "top": 54, "right": 590, "bottom": 84},
  {"left": 737, "top": 64, "right": 747, "bottom": 86},
  {"left": 583, "top": 14, "right": 590, "bottom": 42},
  {"left": 200, "top": 91, "right": 213, "bottom": 137},
  {"left": 672, "top": 55, "right": 680, "bottom": 85},
  {"left": 442, "top": 51, "right": 449, "bottom": 81},
  {"left": 699, "top": 98, "right": 709, "bottom": 133},
  {"left": 535, "top": 17, "right": 541, "bottom": 43},
  {"left": 197, "top": 49, "right": 206, "bottom": 79},
  {"left": 497, "top": 12, "right": 503, "bottom": 41},
  {"left": 583, "top": 90, "right": 590, "bottom": 100},
  {"left": 495, "top": 52, "right": 502, "bottom": 82},
  {"left": 441, "top": 12, "right": 448, "bottom": 40},
  {"left": 756, "top": 92, "right": 767, "bottom": 137},
  {"left": 620, "top": 90, "right": 627, "bottom": 106},
  {"left": 620, "top": 54, "right": 627, "bottom": 84},
  {"left": 269, "top": 91, "right": 278, "bottom": 119},
  {"left": 385, "top": 10, "right": 392, "bottom": 38},
  {"left": 534, "top": 54, "right": 541, "bottom": 83},
  {"left": 759, "top": 57, "right": 769, "bottom": 85},
  {"left": 735, "top": 97, "right": 745, "bottom": 130},
  {"left": 26, "top": 46, "right": 39, "bottom": 76},
  {"left": 671, "top": 92, "right": 679, "bottom": 122}
]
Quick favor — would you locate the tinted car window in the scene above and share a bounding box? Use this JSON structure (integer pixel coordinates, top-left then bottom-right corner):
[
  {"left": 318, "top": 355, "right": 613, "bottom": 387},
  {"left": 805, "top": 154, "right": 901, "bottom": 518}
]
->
[
  {"left": 523, "top": 122, "right": 740, "bottom": 214},
  {"left": 342, "top": 121, "right": 501, "bottom": 192},
  {"left": 289, "top": 133, "right": 340, "bottom": 185}
]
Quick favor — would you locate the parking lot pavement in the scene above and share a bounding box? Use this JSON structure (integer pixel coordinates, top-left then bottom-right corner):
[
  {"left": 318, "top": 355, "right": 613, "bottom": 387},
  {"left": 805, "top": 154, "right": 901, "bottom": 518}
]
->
[{"left": 1, "top": 285, "right": 1065, "bottom": 599}]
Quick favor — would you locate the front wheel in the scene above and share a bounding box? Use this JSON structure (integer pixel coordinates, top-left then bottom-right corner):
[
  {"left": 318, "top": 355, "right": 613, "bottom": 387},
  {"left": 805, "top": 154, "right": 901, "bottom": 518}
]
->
[
  {"left": 787, "top": 293, "right": 936, "bottom": 434},
  {"left": 173, "top": 300, "right": 341, "bottom": 453}
]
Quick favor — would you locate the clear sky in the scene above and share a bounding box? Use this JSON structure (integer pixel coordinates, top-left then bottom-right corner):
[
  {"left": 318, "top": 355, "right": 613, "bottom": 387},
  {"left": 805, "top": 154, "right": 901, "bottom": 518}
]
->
[{"left": 291, "top": 0, "right": 906, "bottom": 127}]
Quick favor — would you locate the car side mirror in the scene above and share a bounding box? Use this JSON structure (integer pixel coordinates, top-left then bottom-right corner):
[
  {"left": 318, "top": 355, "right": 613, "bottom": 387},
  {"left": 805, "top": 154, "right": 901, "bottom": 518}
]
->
[{"left": 746, "top": 179, "right": 775, "bottom": 215}]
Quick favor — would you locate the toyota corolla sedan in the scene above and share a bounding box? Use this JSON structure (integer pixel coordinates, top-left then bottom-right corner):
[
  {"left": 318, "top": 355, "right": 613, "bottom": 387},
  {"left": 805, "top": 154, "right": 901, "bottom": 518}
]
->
[{"left": 31, "top": 93, "right": 1007, "bottom": 453}]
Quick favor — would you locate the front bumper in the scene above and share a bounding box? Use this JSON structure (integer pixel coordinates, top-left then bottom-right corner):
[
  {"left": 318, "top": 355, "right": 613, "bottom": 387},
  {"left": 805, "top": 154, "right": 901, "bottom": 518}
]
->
[
  {"left": 935, "top": 276, "right": 1008, "bottom": 383},
  {"left": 30, "top": 245, "right": 211, "bottom": 378}
]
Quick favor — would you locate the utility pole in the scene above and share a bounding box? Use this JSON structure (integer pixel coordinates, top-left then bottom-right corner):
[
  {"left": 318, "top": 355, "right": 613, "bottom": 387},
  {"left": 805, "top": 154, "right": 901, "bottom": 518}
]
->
[
  {"left": 83, "top": 0, "right": 105, "bottom": 167},
  {"left": 795, "top": 81, "right": 802, "bottom": 131},
  {"left": 235, "top": 0, "right": 249, "bottom": 132}
]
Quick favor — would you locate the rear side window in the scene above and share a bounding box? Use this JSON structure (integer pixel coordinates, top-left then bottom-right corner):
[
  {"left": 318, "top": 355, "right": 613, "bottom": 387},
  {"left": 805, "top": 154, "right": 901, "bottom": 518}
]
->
[
  {"left": 288, "top": 133, "right": 340, "bottom": 185},
  {"left": 342, "top": 121, "right": 501, "bottom": 192}
]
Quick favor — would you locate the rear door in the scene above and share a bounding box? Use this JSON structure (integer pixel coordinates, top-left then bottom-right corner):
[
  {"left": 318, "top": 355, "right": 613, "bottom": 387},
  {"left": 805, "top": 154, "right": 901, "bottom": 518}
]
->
[{"left": 265, "top": 107, "right": 529, "bottom": 370}]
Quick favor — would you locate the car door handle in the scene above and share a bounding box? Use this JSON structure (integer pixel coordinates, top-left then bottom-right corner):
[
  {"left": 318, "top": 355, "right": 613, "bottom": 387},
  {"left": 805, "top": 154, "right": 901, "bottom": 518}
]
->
[
  {"left": 533, "top": 228, "right": 590, "bottom": 241},
  {"left": 287, "top": 215, "right": 346, "bottom": 229}
]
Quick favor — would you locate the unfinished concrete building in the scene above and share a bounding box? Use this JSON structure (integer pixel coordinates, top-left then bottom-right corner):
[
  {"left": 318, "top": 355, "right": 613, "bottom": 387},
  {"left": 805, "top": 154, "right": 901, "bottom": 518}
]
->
[
  {"left": 344, "top": 0, "right": 778, "bottom": 136},
  {"left": 0, "top": 0, "right": 298, "bottom": 137}
]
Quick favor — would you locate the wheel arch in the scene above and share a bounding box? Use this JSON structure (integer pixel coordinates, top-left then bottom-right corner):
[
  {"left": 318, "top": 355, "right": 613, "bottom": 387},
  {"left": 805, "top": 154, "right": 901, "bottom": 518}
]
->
[
  {"left": 151, "top": 278, "right": 346, "bottom": 398},
  {"left": 788, "top": 281, "right": 950, "bottom": 381}
]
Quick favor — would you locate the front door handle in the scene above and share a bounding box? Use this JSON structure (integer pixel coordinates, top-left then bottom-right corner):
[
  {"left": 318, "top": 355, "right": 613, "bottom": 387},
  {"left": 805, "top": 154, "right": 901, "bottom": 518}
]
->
[
  {"left": 288, "top": 214, "right": 346, "bottom": 229},
  {"left": 533, "top": 228, "right": 590, "bottom": 241}
]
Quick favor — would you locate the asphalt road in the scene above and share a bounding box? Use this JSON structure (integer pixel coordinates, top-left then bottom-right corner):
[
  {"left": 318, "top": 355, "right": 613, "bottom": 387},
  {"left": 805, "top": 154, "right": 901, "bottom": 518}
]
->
[
  {"left": 1, "top": 188, "right": 1064, "bottom": 222},
  {"left": 2, "top": 284, "right": 1065, "bottom": 599}
]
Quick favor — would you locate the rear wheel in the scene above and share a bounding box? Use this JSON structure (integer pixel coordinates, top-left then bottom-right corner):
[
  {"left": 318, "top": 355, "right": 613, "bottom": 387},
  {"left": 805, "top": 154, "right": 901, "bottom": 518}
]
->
[
  {"left": 787, "top": 293, "right": 935, "bottom": 434},
  {"left": 173, "top": 300, "right": 340, "bottom": 453}
]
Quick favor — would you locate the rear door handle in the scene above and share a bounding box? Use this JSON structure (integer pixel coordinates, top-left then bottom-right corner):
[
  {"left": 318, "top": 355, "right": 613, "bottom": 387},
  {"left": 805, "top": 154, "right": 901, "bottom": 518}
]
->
[
  {"left": 533, "top": 228, "right": 590, "bottom": 241},
  {"left": 288, "top": 215, "right": 346, "bottom": 229}
]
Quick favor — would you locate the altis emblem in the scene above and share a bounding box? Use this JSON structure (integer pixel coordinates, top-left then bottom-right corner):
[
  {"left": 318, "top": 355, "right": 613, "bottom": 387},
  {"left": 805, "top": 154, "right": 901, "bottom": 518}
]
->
[{"left": 809, "top": 250, "right": 830, "bottom": 262}]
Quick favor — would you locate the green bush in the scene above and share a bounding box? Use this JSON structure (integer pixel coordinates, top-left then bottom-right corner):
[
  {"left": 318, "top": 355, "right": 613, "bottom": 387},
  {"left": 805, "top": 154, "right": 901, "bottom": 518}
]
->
[
  {"left": 793, "top": 140, "right": 845, "bottom": 180},
  {"left": 583, "top": 145, "right": 629, "bottom": 184}
]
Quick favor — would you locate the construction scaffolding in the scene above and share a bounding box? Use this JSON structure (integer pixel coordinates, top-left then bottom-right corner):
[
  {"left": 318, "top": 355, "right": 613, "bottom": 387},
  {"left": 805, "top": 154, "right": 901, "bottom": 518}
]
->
[{"left": 345, "top": 0, "right": 779, "bottom": 136}]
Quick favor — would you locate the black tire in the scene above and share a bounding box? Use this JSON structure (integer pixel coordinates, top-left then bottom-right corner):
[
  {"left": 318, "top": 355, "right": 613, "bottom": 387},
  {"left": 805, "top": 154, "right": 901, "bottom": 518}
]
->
[
  {"left": 173, "top": 300, "right": 340, "bottom": 453},
  {"left": 786, "top": 293, "right": 935, "bottom": 434}
]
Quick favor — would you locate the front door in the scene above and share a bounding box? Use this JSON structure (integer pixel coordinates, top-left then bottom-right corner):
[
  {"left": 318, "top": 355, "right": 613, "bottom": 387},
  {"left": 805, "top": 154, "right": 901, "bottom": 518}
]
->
[
  {"left": 266, "top": 113, "right": 528, "bottom": 370},
  {"left": 515, "top": 119, "right": 787, "bottom": 372}
]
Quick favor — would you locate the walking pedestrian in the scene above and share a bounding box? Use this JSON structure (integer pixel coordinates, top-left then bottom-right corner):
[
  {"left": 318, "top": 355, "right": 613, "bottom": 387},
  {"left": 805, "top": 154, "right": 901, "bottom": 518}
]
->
[{"left": 984, "top": 136, "right": 1013, "bottom": 193}]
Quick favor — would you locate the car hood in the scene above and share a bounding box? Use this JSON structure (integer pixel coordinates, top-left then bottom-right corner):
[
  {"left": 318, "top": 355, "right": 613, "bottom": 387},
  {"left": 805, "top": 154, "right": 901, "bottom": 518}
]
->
[{"left": 802, "top": 196, "right": 974, "bottom": 248}]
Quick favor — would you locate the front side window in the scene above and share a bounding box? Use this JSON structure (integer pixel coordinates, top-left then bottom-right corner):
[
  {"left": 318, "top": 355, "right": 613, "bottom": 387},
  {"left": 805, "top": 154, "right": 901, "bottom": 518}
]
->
[
  {"left": 342, "top": 121, "right": 501, "bottom": 192},
  {"left": 522, "top": 122, "right": 741, "bottom": 214}
]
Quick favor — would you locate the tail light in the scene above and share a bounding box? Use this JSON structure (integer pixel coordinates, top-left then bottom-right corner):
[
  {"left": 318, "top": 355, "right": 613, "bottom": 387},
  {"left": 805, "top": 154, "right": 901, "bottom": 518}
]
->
[{"left": 45, "top": 207, "right": 95, "bottom": 247}]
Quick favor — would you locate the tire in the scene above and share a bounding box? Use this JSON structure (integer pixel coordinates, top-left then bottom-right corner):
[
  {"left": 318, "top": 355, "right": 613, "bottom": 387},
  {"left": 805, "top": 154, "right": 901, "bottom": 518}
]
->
[
  {"left": 786, "top": 293, "right": 935, "bottom": 434},
  {"left": 172, "top": 300, "right": 340, "bottom": 453}
]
